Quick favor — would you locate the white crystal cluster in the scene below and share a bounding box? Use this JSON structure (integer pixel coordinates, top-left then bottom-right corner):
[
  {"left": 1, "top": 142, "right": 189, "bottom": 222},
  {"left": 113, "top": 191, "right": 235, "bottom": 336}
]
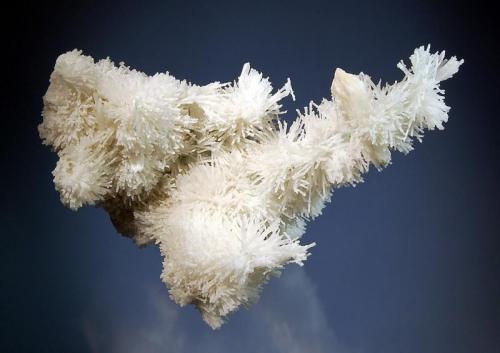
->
[{"left": 39, "top": 46, "right": 462, "bottom": 328}]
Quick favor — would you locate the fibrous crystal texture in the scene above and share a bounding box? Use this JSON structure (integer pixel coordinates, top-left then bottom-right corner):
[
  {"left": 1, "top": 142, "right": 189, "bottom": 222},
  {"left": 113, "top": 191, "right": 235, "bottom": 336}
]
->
[{"left": 39, "top": 46, "right": 463, "bottom": 328}]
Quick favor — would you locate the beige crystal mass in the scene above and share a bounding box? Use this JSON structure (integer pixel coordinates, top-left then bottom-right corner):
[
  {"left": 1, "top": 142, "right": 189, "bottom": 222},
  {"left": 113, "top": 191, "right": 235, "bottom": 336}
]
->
[{"left": 39, "top": 46, "right": 462, "bottom": 328}]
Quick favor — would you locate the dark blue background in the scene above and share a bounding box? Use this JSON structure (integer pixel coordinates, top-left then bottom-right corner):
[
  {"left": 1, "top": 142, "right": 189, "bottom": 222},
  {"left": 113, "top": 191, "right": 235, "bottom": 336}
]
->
[{"left": 3, "top": 1, "right": 499, "bottom": 352}]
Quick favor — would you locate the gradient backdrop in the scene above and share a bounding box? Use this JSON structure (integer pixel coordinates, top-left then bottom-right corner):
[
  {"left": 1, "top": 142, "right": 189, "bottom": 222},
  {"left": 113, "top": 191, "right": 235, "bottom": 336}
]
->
[{"left": 3, "top": 1, "right": 499, "bottom": 352}]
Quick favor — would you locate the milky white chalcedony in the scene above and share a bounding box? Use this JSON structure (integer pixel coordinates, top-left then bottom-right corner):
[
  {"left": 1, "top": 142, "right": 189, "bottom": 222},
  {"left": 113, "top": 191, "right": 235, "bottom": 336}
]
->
[{"left": 39, "top": 46, "right": 463, "bottom": 328}]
